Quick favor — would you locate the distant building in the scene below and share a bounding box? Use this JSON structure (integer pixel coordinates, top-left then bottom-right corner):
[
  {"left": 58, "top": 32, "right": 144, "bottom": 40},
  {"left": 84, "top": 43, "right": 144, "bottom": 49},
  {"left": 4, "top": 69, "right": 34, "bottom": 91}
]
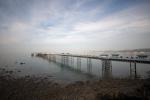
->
[{"left": 100, "top": 54, "right": 109, "bottom": 58}]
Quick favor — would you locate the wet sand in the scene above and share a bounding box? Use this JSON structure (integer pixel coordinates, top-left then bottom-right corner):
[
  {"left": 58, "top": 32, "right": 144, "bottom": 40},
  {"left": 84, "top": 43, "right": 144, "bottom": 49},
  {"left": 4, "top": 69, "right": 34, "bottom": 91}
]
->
[{"left": 0, "top": 67, "right": 149, "bottom": 100}]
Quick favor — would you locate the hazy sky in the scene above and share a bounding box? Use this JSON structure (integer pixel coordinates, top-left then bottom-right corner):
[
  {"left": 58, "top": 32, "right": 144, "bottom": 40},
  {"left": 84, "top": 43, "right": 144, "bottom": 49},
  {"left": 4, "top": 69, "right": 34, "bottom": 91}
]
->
[{"left": 0, "top": 0, "right": 150, "bottom": 53}]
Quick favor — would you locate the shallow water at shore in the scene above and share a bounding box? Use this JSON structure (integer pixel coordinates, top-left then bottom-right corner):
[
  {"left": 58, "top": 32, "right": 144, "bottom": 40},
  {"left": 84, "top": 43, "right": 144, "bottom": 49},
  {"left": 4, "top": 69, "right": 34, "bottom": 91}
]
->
[{"left": 0, "top": 71, "right": 149, "bottom": 100}]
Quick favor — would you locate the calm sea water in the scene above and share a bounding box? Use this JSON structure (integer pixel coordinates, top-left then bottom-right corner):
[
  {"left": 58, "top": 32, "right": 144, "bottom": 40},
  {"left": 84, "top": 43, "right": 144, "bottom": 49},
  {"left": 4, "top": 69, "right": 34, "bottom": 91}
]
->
[{"left": 0, "top": 52, "right": 150, "bottom": 83}]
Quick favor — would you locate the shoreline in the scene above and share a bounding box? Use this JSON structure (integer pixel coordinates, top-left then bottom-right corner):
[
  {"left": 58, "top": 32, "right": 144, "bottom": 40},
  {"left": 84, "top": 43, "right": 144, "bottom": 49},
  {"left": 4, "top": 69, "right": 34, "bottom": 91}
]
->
[{"left": 0, "top": 68, "right": 150, "bottom": 100}]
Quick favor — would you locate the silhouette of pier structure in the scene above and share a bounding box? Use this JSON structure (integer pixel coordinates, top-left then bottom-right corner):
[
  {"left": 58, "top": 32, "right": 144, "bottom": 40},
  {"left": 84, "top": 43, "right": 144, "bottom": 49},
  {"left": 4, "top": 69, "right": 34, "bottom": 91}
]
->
[
  {"left": 129, "top": 62, "right": 137, "bottom": 79},
  {"left": 36, "top": 53, "right": 150, "bottom": 79},
  {"left": 102, "top": 60, "right": 112, "bottom": 79}
]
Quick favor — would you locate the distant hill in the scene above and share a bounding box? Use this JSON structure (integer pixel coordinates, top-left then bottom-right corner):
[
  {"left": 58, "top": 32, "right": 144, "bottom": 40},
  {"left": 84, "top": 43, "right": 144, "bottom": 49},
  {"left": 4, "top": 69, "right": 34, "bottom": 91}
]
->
[
  {"left": 118, "top": 48, "right": 150, "bottom": 52},
  {"left": 91, "top": 48, "right": 150, "bottom": 53}
]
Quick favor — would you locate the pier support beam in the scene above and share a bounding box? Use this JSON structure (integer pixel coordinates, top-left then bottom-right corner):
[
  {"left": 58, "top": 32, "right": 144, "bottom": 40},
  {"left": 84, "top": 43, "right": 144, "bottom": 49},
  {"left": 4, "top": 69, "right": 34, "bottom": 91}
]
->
[
  {"left": 61, "top": 56, "right": 65, "bottom": 65},
  {"left": 70, "top": 56, "right": 74, "bottom": 67},
  {"left": 102, "top": 60, "right": 112, "bottom": 79},
  {"left": 65, "top": 56, "right": 69, "bottom": 66},
  {"left": 129, "top": 61, "right": 137, "bottom": 79},
  {"left": 87, "top": 58, "right": 92, "bottom": 73},
  {"left": 77, "top": 57, "right": 81, "bottom": 70}
]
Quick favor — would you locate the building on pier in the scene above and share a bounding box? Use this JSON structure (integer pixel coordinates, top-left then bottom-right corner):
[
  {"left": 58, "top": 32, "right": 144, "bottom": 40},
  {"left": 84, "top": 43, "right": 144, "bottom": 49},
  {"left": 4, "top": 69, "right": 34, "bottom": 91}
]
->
[
  {"left": 100, "top": 54, "right": 109, "bottom": 58},
  {"left": 111, "top": 54, "right": 119, "bottom": 58},
  {"left": 136, "top": 54, "right": 148, "bottom": 59}
]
